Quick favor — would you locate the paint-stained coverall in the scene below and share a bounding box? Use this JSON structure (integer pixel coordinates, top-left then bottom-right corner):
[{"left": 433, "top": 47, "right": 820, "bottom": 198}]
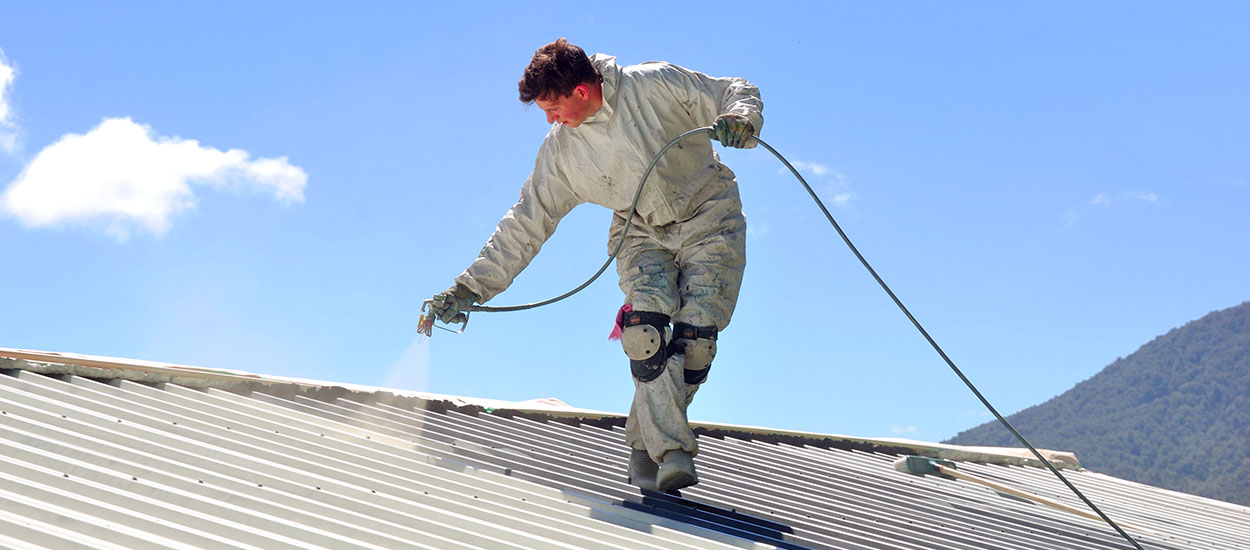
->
[{"left": 454, "top": 54, "right": 763, "bottom": 462}]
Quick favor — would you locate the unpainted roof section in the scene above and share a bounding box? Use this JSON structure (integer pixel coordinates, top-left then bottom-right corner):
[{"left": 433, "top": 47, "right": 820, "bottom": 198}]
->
[{"left": 0, "top": 346, "right": 1077, "bottom": 470}]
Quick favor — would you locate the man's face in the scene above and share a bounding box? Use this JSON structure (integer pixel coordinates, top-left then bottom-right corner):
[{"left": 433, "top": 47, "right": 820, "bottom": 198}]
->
[{"left": 535, "top": 85, "right": 595, "bottom": 128}]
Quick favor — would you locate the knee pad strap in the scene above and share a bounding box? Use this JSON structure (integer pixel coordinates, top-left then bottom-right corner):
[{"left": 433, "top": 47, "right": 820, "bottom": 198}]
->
[
  {"left": 622, "top": 311, "right": 670, "bottom": 382},
  {"left": 673, "top": 323, "right": 718, "bottom": 342}
]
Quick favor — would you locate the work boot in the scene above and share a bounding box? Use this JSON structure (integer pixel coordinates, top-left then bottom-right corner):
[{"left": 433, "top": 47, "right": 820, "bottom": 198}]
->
[
  {"left": 656, "top": 450, "right": 698, "bottom": 492},
  {"left": 627, "top": 449, "right": 659, "bottom": 491}
]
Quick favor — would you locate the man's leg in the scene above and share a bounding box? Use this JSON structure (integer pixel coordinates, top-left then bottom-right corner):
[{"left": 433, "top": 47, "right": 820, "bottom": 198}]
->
[
  {"left": 673, "top": 191, "right": 747, "bottom": 405},
  {"left": 648, "top": 199, "right": 745, "bottom": 491},
  {"left": 616, "top": 188, "right": 746, "bottom": 491},
  {"left": 615, "top": 235, "right": 702, "bottom": 490},
  {"left": 623, "top": 353, "right": 696, "bottom": 461},
  {"left": 628, "top": 351, "right": 699, "bottom": 491}
]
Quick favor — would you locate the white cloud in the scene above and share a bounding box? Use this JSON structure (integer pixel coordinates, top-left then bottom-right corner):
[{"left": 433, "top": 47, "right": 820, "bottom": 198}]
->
[
  {"left": 1, "top": 117, "right": 306, "bottom": 240},
  {"left": 1060, "top": 189, "right": 1160, "bottom": 230},
  {"left": 891, "top": 425, "right": 918, "bottom": 435},
  {"left": 0, "top": 48, "right": 18, "bottom": 154},
  {"left": 788, "top": 160, "right": 830, "bottom": 177},
  {"left": 824, "top": 171, "right": 854, "bottom": 205},
  {"left": 778, "top": 159, "right": 856, "bottom": 208}
]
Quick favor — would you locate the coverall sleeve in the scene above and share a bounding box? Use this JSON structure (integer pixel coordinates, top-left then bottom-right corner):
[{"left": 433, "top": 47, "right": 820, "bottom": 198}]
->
[
  {"left": 455, "top": 142, "right": 581, "bottom": 303},
  {"left": 655, "top": 63, "right": 764, "bottom": 147}
]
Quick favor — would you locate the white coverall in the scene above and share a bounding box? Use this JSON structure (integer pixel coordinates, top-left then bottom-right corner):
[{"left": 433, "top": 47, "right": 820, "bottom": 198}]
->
[{"left": 455, "top": 54, "right": 763, "bottom": 462}]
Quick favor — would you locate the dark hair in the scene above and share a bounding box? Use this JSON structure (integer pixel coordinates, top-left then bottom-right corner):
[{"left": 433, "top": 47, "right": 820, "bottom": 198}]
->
[{"left": 518, "top": 38, "right": 601, "bottom": 103}]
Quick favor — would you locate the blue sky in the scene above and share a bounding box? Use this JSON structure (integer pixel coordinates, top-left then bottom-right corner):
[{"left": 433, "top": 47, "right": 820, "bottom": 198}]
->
[{"left": 2, "top": 2, "right": 1247, "bottom": 444}]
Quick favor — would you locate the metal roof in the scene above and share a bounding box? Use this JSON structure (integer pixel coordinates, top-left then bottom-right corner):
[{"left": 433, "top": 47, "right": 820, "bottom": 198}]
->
[{"left": 2, "top": 349, "right": 1248, "bottom": 550}]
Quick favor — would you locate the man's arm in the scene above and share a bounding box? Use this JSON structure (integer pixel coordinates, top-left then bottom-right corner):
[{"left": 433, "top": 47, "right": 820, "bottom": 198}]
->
[
  {"left": 652, "top": 62, "right": 764, "bottom": 147},
  {"left": 453, "top": 142, "right": 581, "bottom": 303}
]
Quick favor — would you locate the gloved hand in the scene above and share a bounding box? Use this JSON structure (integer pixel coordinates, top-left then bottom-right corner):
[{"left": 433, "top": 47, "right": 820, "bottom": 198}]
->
[
  {"left": 711, "top": 113, "right": 755, "bottom": 148},
  {"left": 430, "top": 283, "right": 479, "bottom": 324}
]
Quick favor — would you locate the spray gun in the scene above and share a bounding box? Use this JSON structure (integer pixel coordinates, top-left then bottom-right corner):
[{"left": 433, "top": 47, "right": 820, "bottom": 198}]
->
[{"left": 417, "top": 299, "right": 469, "bottom": 337}]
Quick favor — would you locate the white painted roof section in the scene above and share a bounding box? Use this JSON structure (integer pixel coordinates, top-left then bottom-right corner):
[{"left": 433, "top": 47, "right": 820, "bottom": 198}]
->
[
  {"left": 0, "top": 347, "right": 607, "bottom": 415},
  {"left": 2, "top": 347, "right": 1249, "bottom": 549},
  {"left": 0, "top": 348, "right": 1077, "bottom": 470}
]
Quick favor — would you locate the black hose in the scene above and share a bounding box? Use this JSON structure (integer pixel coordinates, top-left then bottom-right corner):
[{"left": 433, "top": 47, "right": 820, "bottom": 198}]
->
[{"left": 757, "top": 137, "right": 1147, "bottom": 550}]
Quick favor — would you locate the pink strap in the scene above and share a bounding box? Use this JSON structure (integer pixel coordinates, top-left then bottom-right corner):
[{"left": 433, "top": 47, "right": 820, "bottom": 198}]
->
[{"left": 608, "top": 304, "right": 633, "bottom": 341}]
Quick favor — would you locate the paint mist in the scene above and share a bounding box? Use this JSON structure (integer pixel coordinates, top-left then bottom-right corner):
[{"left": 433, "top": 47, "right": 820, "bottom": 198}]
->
[{"left": 383, "top": 334, "right": 430, "bottom": 392}]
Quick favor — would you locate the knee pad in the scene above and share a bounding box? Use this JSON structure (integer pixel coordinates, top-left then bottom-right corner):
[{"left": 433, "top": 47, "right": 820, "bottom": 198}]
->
[
  {"left": 671, "top": 323, "right": 717, "bottom": 385},
  {"left": 621, "top": 311, "right": 671, "bottom": 382}
]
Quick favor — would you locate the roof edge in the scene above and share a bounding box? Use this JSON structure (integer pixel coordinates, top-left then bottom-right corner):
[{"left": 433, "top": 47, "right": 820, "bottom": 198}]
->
[{"left": 0, "top": 347, "right": 1079, "bottom": 470}]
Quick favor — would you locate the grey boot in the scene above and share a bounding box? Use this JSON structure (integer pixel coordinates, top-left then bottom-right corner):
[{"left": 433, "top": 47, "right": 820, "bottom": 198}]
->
[
  {"left": 656, "top": 449, "right": 698, "bottom": 492},
  {"left": 628, "top": 449, "right": 659, "bottom": 491}
]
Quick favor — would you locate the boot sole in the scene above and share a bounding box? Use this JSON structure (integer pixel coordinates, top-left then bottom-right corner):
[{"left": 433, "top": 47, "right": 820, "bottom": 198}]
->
[{"left": 656, "top": 469, "right": 698, "bottom": 492}]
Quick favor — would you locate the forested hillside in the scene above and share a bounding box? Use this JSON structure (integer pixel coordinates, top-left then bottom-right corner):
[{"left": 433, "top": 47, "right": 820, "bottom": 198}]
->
[{"left": 946, "top": 301, "right": 1250, "bottom": 505}]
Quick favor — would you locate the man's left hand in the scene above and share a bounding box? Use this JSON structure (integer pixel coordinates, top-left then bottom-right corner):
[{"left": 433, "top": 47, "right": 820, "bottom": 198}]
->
[{"left": 712, "top": 113, "right": 754, "bottom": 148}]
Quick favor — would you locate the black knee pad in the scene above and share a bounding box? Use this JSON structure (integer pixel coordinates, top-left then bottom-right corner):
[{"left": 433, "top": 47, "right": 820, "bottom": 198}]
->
[
  {"left": 671, "top": 323, "right": 717, "bottom": 385},
  {"left": 621, "top": 311, "right": 671, "bottom": 382}
]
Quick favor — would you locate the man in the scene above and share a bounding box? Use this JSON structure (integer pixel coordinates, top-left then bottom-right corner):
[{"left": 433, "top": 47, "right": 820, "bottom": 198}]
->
[{"left": 429, "top": 38, "right": 762, "bottom": 492}]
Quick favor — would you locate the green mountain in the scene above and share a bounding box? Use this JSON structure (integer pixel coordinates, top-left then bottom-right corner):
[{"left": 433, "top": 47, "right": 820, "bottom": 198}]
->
[{"left": 945, "top": 301, "right": 1250, "bottom": 505}]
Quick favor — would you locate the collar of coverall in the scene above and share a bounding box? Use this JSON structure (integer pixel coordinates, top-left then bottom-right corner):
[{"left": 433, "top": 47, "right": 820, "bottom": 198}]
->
[{"left": 582, "top": 53, "right": 619, "bottom": 125}]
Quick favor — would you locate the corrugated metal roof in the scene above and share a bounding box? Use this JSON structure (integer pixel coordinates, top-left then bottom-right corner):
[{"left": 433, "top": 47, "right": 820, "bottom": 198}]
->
[{"left": 2, "top": 350, "right": 1247, "bottom": 549}]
